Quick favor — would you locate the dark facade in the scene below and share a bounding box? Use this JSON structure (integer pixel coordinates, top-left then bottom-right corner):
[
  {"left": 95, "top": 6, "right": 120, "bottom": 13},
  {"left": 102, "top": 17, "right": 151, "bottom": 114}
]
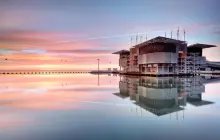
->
[
  {"left": 187, "top": 47, "right": 202, "bottom": 56},
  {"left": 139, "top": 43, "right": 177, "bottom": 55}
]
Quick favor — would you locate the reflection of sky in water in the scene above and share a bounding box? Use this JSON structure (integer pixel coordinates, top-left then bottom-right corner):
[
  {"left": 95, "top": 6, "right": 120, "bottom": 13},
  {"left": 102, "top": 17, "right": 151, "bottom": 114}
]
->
[{"left": 0, "top": 74, "right": 220, "bottom": 140}]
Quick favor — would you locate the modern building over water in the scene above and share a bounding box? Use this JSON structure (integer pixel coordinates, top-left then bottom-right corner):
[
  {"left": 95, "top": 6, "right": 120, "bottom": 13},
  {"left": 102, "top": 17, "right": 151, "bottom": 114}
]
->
[{"left": 113, "top": 36, "right": 217, "bottom": 76}]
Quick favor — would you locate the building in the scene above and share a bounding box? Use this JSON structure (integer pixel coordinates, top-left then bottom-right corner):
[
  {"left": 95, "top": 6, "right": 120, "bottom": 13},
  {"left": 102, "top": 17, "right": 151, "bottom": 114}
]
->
[
  {"left": 113, "top": 36, "right": 217, "bottom": 76},
  {"left": 187, "top": 43, "right": 216, "bottom": 74},
  {"left": 112, "top": 50, "right": 130, "bottom": 73}
]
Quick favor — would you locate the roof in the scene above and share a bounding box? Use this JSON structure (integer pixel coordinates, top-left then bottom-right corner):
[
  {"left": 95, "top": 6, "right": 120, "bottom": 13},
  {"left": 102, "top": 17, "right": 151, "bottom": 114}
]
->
[
  {"left": 188, "top": 43, "right": 216, "bottom": 49},
  {"left": 132, "top": 36, "right": 187, "bottom": 48},
  {"left": 112, "top": 49, "right": 130, "bottom": 54},
  {"left": 206, "top": 61, "right": 220, "bottom": 68},
  {"left": 113, "top": 93, "right": 128, "bottom": 99},
  {"left": 187, "top": 100, "right": 214, "bottom": 107}
]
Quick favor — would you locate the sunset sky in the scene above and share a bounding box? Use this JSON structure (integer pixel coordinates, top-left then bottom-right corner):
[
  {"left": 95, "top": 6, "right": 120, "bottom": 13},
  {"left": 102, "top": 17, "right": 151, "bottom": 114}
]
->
[{"left": 0, "top": 0, "right": 220, "bottom": 70}]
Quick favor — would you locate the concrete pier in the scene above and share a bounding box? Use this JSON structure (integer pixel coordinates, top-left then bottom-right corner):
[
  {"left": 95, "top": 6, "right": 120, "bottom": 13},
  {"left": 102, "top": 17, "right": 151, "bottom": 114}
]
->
[{"left": 0, "top": 70, "right": 89, "bottom": 75}]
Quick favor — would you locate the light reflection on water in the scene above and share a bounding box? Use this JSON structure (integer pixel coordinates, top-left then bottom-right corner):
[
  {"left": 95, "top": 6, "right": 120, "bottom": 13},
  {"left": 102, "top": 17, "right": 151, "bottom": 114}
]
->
[{"left": 0, "top": 74, "right": 220, "bottom": 140}]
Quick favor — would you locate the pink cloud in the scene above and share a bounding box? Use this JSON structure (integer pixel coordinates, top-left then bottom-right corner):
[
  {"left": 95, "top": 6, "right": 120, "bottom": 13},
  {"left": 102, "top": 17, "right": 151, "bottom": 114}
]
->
[{"left": 0, "top": 28, "right": 121, "bottom": 70}]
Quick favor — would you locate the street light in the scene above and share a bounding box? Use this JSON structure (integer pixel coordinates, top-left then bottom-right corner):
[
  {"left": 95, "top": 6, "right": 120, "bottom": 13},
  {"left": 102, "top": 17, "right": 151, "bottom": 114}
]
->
[{"left": 97, "top": 59, "right": 100, "bottom": 73}]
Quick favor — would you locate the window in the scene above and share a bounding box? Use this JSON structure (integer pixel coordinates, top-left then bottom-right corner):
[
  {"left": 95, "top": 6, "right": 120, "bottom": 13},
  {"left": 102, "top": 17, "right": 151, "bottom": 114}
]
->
[{"left": 169, "top": 67, "right": 173, "bottom": 72}]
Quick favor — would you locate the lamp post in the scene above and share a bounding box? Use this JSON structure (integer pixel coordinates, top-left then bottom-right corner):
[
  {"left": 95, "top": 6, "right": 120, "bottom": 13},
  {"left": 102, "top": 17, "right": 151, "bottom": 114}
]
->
[{"left": 97, "top": 59, "right": 100, "bottom": 73}]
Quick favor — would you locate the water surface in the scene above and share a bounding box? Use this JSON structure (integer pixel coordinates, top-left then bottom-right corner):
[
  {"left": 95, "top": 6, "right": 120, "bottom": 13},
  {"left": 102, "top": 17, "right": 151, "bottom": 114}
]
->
[{"left": 0, "top": 74, "right": 220, "bottom": 140}]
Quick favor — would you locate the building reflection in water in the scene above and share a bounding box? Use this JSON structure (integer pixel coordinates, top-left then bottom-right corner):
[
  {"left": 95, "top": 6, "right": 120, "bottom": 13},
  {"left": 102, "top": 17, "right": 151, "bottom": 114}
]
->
[{"left": 114, "top": 76, "right": 217, "bottom": 117}]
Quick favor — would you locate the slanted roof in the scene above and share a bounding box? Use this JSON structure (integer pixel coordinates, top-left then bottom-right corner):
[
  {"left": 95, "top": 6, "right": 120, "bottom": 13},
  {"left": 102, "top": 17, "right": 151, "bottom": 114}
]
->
[
  {"left": 188, "top": 43, "right": 216, "bottom": 49},
  {"left": 187, "top": 100, "right": 214, "bottom": 107},
  {"left": 112, "top": 50, "right": 130, "bottom": 54},
  {"left": 133, "top": 36, "right": 186, "bottom": 48},
  {"left": 206, "top": 61, "right": 220, "bottom": 68},
  {"left": 113, "top": 93, "right": 128, "bottom": 99}
]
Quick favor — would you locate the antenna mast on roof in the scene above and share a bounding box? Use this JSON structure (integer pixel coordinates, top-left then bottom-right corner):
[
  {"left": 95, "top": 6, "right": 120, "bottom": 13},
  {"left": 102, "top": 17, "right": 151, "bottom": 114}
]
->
[
  {"left": 177, "top": 26, "right": 180, "bottom": 40},
  {"left": 171, "top": 30, "right": 172, "bottom": 39},
  {"left": 136, "top": 33, "right": 138, "bottom": 45},
  {"left": 130, "top": 36, "right": 133, "bottom": 47},
  {"left": 183, "top": 29, "right": 186, "bottom": 41},
  {"left": 165, "top": 32, "right": 166, "bottom": 38}
]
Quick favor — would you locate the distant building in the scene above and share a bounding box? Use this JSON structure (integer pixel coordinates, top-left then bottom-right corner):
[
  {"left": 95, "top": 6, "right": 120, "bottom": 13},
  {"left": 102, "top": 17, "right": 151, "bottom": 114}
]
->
[
  {"left": 112, "top": 50, "right": 130, "bottom": 73},
  {"left": 187, "top": 44, "right": 216, "bottom": 74},
  {"left": 112, "top": 68, "right": 118, "bottom": 72},
  {"left": 113, "top": 36, "right": 217, "bottom": 76}
]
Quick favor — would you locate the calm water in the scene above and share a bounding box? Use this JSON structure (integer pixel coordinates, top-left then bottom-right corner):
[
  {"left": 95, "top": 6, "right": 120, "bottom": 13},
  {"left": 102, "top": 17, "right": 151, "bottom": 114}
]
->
[{"left": 0, "top": 74, "right": 220, "bottom": 140}]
